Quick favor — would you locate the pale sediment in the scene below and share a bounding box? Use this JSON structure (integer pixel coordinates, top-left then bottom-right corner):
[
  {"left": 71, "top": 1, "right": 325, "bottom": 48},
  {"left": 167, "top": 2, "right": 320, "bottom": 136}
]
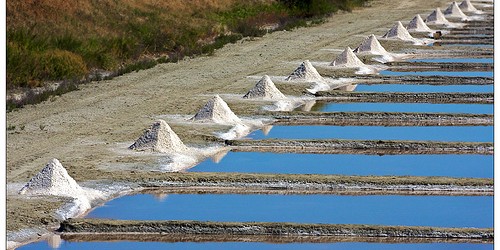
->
[
  {"left": 58, "top": 219, "right": 493, "bottom": 240},
  {"left": 270, "top": 112, "right": 493, "bottom": 126},
  {"left": 313, "top": 92, "right": 492, "bottom": 104},
  {"left": 226, "top": 139, "right": 493, "bottom": 155}
]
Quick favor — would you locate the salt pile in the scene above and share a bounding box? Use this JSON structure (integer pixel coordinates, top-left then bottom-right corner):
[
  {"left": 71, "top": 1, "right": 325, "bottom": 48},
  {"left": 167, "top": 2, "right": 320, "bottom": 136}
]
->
[
  {"left": 353, "top": 34, "right": 389, "bottom": 55},
  {"left": 330, "top": 47, "right": 366, "bottom": 68},
  {"left": 243, "top": 75, "right": 286, "bottom": 99},
  {"left": 425, "top": 8, "right": 450, "bottom": 25},
  {"left": 444, "top": 2, "right": 468, "bottom": 19},
  {"left": 285, "top": 60, "right": 323, "bottom": 81},
  {"left": 407, "top": 14, "right": 432, "bottom": 32},
  {"left": 459, "top": 0, "right": 479, "bottom": 12},
  {"left": 382, "top": 21, "right": 415, "bottom": 42},
  {"left": 19, "top": 159, "right": 84, "bottom": 197},
  {"left": 129, "top": 119, "right": 188, "bottom": 153},
  {"left": 191, "top": 95, "right": 242, "bottom": 125}
]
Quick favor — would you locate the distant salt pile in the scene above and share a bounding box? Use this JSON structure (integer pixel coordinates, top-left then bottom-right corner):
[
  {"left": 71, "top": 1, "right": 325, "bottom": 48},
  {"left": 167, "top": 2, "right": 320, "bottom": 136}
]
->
[
  {"left": 382, "top": 21, "right": 415, "bottom": 42},
  {"left": 285, "top": 60, "right": 323, "bottom": 81},
  {"left": 129, "top": 119, "right": 188, "bottom": 153},
  {"left": 243, "top": 75, "right": 286, "bottom": 99},
  {"left": 191, "top": 95, "right": 242, "bottom": 125},
  {"left": 330, "top": 47, "right": 366, "bottom": 68},
  {"left": 407, "top": 14, "right": 432, "bottom": 32},
  {"left": 459, "top": 0, "right": 479, "bottom": 12},
  {"left": 353, "top": 34, "right": 389, "bottom": 55},
  {"left": 444, "top": 2, "right": 468, "bottom": 19},
  {"left": 19, "top": 159, "right": 84, "bottom": 197},
  {"left": 425, "top": 8, "right": 450, "bottom": 25}
]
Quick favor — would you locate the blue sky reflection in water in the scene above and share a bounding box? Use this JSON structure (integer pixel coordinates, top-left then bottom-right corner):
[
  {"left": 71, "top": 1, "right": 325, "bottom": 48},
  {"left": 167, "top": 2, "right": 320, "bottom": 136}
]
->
[
  {"left": 192, "top": 152, "right": 493, "bottom": 178},
  {"left": 245, "top": 125, "right": 492, "bottom": 142},
  {"left": 380, "top": 70, "right": 493, "bottom": 77},
  {"left": 18, "top": 241, "right": 493, "bottom": 250},
  {"left": 85, "top": 194, "right": 493, "bottom": 228},
  {"left": 308, "top": 102, "right": 493, "bottom": 114},
  {"left": 354, "top": 84, "right": 493, "bottom": 93}
]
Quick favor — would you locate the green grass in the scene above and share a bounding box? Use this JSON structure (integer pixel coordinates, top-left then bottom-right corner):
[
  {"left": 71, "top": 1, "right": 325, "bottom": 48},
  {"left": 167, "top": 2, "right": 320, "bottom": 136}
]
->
[{"left": 7, "top": 0, "right": 370, "bottom": 110}]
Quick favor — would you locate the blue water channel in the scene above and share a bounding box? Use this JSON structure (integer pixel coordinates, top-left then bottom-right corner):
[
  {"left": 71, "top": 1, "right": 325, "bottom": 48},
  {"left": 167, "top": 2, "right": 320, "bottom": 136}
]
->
[
  {"left": 308, "top": 102, "right": 493, "bottom": 114},
  {"left": 86, "top": 194, "right": 493, "bottom": 228},
  {"left": 354, "top": 84, "right": 493, "bottom": 93},
  {"left": 19, "top": 241, "right": 493, "bottom": 250},
  {"left": 380, "top": 70, "right": 493, "bottom": 77},
  {"left": 192, "top": 152, "right": 493, "bottom": 178},
  {"left": 245, "top": 125, "right": 492, "bottom": 142}
]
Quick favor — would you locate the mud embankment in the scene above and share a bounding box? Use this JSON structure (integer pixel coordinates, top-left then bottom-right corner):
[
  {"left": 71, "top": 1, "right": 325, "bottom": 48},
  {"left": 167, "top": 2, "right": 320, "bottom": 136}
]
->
[
  {"left": 270, "top": 112, "right": 493, "bottom": 126},
  {"left": 356, "top": 75, "right": 493, "bottom": 85},
  {"left": 226, "top": 139, "right": 493, "bottom": 155},
  {"left": 58, "top": 219, "right": 493, "bottom": 241},
  {"left": 313, "top": 92, "right": 492, "bottom": 104},
  {"left": 385, "top": 62, "right": 493, "bottom": 71}
]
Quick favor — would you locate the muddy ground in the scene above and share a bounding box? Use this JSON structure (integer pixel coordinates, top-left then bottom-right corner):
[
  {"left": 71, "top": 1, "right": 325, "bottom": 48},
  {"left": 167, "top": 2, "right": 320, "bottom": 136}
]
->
[{"left": 6, "top": 0, "right": 493, "bottom": 245}]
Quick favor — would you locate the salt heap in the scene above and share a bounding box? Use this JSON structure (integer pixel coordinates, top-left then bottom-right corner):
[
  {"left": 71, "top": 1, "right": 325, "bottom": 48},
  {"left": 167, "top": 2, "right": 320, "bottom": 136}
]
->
[
  {"left": 407, "top": 14, "right": 432, "bottom": 32},
  {"left": 459, "top": 0, "right": 479, "bottom": 12},
  {"left": 19, "top": 158, "right": 84, "bottom": 197},
  {"left": 330, "top": 47, "right": 366, "bottom": 68},
  {"left": 444, "top": 2, "right": 468, "bottom": 19},
  {"left": 129, "top": 119, "right": 188, "bottom": 153},
  {"left": 191, "top": 95, "right": 242, "bottom": 125},
  {"left": 353, "top": 34, "right": 389, "bottom": 55},
  {"left": 382, "top": 21, "right": 415, "bottom": 42},
  {"left": 243, "top": 75, "right": 286, "bottom": 99},
  {"left": 285, "top": 60, "right": 323, "bottom": 81},
  {"left": 425, "top": 8, "right": 450, "bottom": 25}
]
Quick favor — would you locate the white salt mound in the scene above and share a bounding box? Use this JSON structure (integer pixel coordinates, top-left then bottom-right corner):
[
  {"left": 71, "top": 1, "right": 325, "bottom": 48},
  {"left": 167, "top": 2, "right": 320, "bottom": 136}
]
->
[
  {"left": 19, "top": 159, "right": 84, "bottom": 197},
  {"left": 382, "top": 21, "right": 415, "bottom": 41},
  {"left": 444, "top": 2, "right": 468, "bottom": 18},
  {"left": 330, "top": 47, "right": 366, "bottom": 68},
  {"left": 285, "top": 60, "right": 322, "bottom": 81},
  {"left": 459, "top": 0, "right": 478, "bottom": 12},
  {"left": 353, "top": 34, "right": 389, "bottom": 55},
  {"left": 407, "top": 14, "right": 432, "bottom": 32},
  {"left": 243, "top": 75, "right": 286, "bottom": 99},
  {"left": 191, "top": 95, "right": 242, "bottom": 125},
  {"left": 129, "top": 119, "right": 188, "bottom": 153},
  {"left": 425, "top": 8, "right": 450, "bottom": 24}
]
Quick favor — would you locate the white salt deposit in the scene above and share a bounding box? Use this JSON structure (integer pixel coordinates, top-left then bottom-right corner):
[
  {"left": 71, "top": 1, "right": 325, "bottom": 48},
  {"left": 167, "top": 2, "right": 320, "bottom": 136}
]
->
[
  {"left": 191, "top": 95, "right": 242, "bottom": 125},
  {"left": 353, "top": 34, "right": 389, "bottom": 55},
  {"left": 330, "top": 47, "right": 366, "bottom": 68},
  {"left": 129, "top": 119, "right": 188, "bottom": 153},
  {"left": 459, "top": 0, "right": 482, "bottom": 13},
  {"left": 19, "top": 159, "right": 84, "bottom": 197},
  {"left": 243, "top": 75, "right": 286, "bottom": 100},
  {"left": 444, "top": 2, "right": 468, "bottom": 19},
  {"left": 382, "top": 21, "right": 415, "bottom": 42},
  {"left": 285, "top": 60, "right": 323, "bottom": 81},
  {"left": 425, "top": 8, "right": 451, "bottom": 25},
  {"left": 407, "top": 14, "right": 433, "bottom": 32},
  {"left": 218, "top": 123, "right": 251, "bottom": 140}
]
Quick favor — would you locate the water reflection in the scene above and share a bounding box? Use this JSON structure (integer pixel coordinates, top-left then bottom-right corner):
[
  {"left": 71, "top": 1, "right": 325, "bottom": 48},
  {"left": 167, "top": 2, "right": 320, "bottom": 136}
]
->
[
  {"left": 355, "top": 84, "right": 493, "bottom": 93},
  {"left": 308, "top": 102, "right": 493, "bottom": 114},
  {"left": 380, "top": 70, "right": 493, "bottom": 77}
]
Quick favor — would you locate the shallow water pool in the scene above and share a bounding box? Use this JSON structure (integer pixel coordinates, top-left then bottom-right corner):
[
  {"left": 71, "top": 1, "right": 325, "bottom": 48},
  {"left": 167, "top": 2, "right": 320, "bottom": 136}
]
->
[
  {"left": 380, "top": 70, "right": 493, "bottom": 77},
  {"left": 245, "top": 125, "right": 492, "bottom": 142},
  {"left": 86, "top": 194, "right": 493, "bottom": 228},
  {"left": 355, "top": 84, "right": 493, "bottom": 93},
  {"left": 192, "top": 152, "right": 493, "bottom": 178},
  {"left": 18, "top": 241, "right": 493, "bottom": 250},
  {"left": 310, "top": 102, "right": 493, "bottom": 114}
]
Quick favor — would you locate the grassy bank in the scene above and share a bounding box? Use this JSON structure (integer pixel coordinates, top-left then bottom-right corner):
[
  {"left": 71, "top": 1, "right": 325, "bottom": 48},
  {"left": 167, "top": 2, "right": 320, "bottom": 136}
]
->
[{"left": 7, "top": 0, "right": 368, "bottom": 111}]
